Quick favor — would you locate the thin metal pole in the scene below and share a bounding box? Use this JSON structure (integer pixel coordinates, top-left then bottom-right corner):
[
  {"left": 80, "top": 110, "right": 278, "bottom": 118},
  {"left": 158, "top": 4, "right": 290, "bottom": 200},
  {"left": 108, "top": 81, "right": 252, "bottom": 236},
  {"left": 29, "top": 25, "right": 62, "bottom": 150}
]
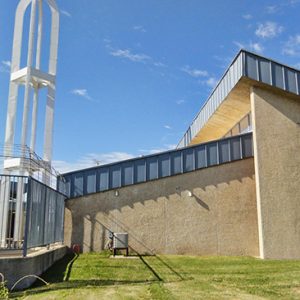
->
[{"left": 23, "top": 177, "right": 31, "bottom": 257}]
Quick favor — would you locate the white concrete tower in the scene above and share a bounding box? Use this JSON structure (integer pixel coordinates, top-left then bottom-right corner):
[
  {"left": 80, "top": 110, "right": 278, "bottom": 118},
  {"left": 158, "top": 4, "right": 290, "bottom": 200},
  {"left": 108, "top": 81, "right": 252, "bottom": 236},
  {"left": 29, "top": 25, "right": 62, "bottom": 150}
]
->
[
  {"left": 0, "top": 0, "right": 59, "bottom": 248},
  {"left": 4, "top": 0, "right": 59, "bottom": 173}
]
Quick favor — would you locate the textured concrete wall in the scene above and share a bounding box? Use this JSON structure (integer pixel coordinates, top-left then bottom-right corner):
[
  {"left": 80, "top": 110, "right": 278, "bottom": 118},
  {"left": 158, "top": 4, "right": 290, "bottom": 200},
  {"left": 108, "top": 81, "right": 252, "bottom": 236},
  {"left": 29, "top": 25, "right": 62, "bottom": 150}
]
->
[
  {"left": 251, "top": 87, "right": 300, "bottom": 259},
  {"left": 65, "top": 159, "right": 259, "bottom": 257},
  {"left": 0, "top": 245, "right": 67, "bottom": 290}
]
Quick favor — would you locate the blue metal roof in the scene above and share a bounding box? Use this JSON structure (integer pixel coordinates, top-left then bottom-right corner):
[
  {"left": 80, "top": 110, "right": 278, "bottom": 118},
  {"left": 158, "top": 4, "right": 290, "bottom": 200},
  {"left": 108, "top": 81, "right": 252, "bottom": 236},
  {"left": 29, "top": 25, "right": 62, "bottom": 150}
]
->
[{"left": 177, "top": 50, "right": 300, "bottom": 148}]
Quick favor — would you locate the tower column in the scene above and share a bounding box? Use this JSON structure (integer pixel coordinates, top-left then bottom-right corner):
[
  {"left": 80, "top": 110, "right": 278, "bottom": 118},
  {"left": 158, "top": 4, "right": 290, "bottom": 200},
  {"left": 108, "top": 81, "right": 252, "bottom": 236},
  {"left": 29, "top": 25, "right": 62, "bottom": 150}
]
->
[{"left": 1, "top": 0, "right": 59, "bottom": 249}]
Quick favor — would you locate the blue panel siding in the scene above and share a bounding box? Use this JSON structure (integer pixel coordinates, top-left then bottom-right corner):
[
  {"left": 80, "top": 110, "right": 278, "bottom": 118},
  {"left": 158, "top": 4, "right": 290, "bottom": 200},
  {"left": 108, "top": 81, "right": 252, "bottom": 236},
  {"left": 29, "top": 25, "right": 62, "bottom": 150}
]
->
[
  {"left": 63, "top": 133, "right": 253, "bottom": 199},
  {"left": 219, "top": 140, "right": 230, "bottom": 163},
  {"left": 258, "top": 58, "right": 271, "bottom": 85}
]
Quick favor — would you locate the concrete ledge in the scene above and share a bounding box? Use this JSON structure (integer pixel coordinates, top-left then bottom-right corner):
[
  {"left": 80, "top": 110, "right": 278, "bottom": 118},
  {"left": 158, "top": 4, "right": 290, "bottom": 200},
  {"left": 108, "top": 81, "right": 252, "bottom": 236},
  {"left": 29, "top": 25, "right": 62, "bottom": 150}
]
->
[{"left": 0, "top": 245, "right": 67, "bottom": 290}]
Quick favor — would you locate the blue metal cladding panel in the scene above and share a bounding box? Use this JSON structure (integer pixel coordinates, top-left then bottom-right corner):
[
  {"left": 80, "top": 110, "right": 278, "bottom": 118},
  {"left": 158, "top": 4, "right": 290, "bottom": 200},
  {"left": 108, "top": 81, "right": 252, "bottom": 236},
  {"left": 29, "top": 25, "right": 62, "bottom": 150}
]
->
[
  {"left": 272, "top": 63, "right": 285, "bottom": 90},
  {"left": 285, "top": 69, "right": 298, "bottom": 94},
  {"left": 242, "top": 134, "right": 253, "bottom": 158},
  {"left": 171, "top": 152, "right": 182, "bottom": 175},
  {"left": 122, "top": 162, "right": 134, "bottom": 186},
  {"left": 111, "top": 165, "right": 121, "bottom": 188},
  {"left": 207, "top": 143, "right": 218, "bottom": 166},
  {"left": 147, "top": 157, "right": 158, "bottom": 180},
  {"left": 258, "top": 58, "right": 271, "bottom": 85},
  {"left": 60, "top": 176, "right": 71, "bottom": 197},
  {"left": 65, "top": 179, "right": 71, "bottom": 198},
  {"left": 86, "top": 171, "right": 96, "bottom": 194},
  {"left": 99, "top": 168, "right": 109, "bottom": 191},
  {"left": 245, "top": 54, "right": 258, "bottom": 80},
  {"left": 159, "top": 154, "right": 170, "bottom": 178},
  {"left": 195, "top": 145, "right": 206, "bottom": 169},
  {"left": 219, "top": 140, "right": 230, "bottom": 163},
  {"left": 230, "top": 137, "right": 241, "bottom": 160},
  {"left": 74, "top": 174, "right": 83, "bottom": 197},
  {"left": 135, "top": 159, "right": 146, "bottom": 183},
  {"left": 63, "top": 133, "right": 253, "bottom": 198},
  {"left": 183, "top": 148, "right": 195, "bottom": 172}
]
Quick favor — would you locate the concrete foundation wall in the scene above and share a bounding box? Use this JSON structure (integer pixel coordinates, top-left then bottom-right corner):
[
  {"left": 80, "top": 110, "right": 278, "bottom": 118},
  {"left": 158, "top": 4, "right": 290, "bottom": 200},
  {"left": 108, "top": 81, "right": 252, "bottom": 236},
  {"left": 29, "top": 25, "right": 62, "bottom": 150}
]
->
[
  {"left": 251, "top": 87, "right": 300, "bottom": 259},
  {"left": 65, "top": 158, "right": 259, "bottom": 257},
  {"left": 0, "top": 246, "right": 67, "bottom": 290}
]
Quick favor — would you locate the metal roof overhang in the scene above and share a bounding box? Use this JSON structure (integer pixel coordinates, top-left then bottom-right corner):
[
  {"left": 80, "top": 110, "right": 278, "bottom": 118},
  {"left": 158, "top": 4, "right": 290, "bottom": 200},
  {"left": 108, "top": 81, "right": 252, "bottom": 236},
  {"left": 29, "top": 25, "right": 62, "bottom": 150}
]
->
[{"left": 177, "top": 50, "right": 300, "bottom": 148}]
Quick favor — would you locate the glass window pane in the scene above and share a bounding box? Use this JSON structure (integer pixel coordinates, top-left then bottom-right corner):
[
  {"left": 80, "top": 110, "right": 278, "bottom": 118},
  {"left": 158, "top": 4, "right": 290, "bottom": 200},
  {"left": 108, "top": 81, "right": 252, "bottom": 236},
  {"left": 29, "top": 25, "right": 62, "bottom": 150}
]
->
[
  {"left": 183, "top": 149, "right": 194, "bottom": 172},
  {"left": 159, "top": 154, "right": 170, "bottom": 178},
  {"left": 111, "top": 166, "right": 121, "bottom": 188},
  {"left": 147, "top": 157, "right": 158, "bottom": 180},
  {"left": 99, "top": 168, "right": 109, "bottom": 191},
  {"left": 122, "top": 163, "right": 133, "bottom": 186},
  {"left": 207, "top": 143, "right": 218, "bottom": 166},
  {"left": 86, "top": 171, "right": 96, "bottom": 194},
  {"left": 171, "top": 152, "right": 182, "bottom": 175},
  {"left": 219, "top": 140, "right": 230, "bottom": 163},
  {"left": 74, "top": 174, "right": 83, "bottom": 197},
  {"left": 195, "top": 145, "right": 206, "bottom": 169},
  {"left": 240, "top": 114, "right": 250, "bottom": 134},
  {"left": 231, "top": 123, "right": 240, "bottom": 136},
  {"left": 231, "top": 137, "right": 241, "bottom": 160},
  {"left": 135, "top": 160, "right": 146, "bottom": 183},
  {"left": 242, "top": 134, "right": 253, "bottom": 158}
]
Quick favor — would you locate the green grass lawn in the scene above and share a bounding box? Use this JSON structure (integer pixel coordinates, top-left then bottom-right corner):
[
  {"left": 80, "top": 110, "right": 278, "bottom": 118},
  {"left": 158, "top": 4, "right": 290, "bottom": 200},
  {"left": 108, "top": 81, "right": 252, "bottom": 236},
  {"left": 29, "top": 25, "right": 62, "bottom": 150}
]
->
[{"left": 9, "top": 251, "right": 300, "bottom": 299}]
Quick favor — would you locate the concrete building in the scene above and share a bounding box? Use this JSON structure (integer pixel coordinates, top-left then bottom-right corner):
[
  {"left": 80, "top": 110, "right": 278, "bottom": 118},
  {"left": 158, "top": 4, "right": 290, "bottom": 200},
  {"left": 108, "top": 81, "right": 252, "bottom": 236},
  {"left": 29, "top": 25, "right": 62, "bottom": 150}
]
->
[{"left": 63, "top": 50, "right": 300, "bottom": 260}]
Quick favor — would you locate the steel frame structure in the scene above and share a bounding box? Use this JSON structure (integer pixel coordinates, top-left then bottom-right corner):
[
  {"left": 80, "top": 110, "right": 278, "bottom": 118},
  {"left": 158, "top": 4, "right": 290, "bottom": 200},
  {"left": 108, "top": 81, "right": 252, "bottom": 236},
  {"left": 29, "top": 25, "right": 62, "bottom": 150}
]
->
[{"left": 0, "top": 0, "right": 59, "bottom": 248}]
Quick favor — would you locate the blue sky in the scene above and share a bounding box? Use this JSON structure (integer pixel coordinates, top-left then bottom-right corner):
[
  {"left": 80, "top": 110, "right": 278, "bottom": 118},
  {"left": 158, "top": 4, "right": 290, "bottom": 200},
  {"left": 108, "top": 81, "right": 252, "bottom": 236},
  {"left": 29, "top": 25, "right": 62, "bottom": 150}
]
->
[{"left": 0, "top": 0, "right": 300, "bottom": 172}]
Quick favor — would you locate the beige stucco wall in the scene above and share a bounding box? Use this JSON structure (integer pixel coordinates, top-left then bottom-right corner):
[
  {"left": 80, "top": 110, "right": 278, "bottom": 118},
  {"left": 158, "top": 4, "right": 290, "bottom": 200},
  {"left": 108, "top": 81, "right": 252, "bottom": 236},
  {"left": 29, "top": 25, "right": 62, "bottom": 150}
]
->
[
  {"left": 251, "top": 87, "right": 300, "bottom": 259},
  {"left": 64, "top": 158, "right": 259, "bottom": 256}
]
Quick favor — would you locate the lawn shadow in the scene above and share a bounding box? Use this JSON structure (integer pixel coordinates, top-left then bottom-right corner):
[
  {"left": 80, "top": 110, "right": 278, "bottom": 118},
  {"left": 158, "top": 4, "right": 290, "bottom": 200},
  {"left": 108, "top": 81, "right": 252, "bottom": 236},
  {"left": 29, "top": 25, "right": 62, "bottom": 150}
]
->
[
  {"left": 32, "top": 251, "right": 76, "bottom": 287},
  {"left": 10, "top": 279, "right": 159, "bottom": 298}
]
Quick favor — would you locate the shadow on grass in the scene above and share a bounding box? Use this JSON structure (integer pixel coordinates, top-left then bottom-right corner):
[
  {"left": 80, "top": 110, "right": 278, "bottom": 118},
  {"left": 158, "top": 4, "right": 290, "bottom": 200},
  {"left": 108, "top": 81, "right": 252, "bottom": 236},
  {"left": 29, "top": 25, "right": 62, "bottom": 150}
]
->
[
  {"left": 10, "top": 279, "right": 159, "bottom": 298},
  {"left": 33, "top": 251, "right": 76, "bottom": 287},
  {"left": 10, "top": 251, "right": 185, "bottom": 299}
]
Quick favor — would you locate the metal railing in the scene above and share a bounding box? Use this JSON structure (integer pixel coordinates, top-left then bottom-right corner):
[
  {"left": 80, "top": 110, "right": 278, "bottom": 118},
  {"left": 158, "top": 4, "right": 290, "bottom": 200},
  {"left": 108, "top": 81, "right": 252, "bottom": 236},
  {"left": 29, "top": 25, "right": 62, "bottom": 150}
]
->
[
  {"left": 0, "top": 175, "right": 66, "bottom": 256},
  {"left": 61, "top": 132, "right": 253, "bottom": 199},
  {"left": 0, "top": 144, "right": 66, "bottom": 191}
]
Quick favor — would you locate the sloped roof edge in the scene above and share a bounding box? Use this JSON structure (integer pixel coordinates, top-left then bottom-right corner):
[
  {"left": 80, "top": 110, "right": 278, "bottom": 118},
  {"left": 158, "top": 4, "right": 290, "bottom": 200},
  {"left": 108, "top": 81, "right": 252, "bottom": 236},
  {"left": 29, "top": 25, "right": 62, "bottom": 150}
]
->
[{"left": 177, "top": 50, "right": 300, "bottom": 148}]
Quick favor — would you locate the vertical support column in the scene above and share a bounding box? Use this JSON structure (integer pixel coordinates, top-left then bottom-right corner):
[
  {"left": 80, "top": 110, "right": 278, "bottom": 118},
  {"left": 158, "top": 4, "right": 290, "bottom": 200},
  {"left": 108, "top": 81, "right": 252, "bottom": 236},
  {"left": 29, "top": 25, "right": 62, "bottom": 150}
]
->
[
  {"left": 4, "top": 83, "right": 19, "bottom": 157},
  {"left": 15, "top": 0, "right": 36, "bottom": 248},
  {"left": 0, "top": 177, "right": 11, "bottom": 248},
  {"left": 4, "top": 0, "right": 30, "bottom": 156},
  {"left": 23, "top": 177, "right": 31, "bottom": 257},
  {"left": 30, "top": 0, "right": 43, "bottom": 152},
  {"left": 43, "top": 3, "right": 59, "bottom": 168},
  {"left": 36, "top": 0, "right": 43, "bottom": 69},
  {"left": 43, "top": 84, "right": 55, "bottom": 185},
  {"left": 20, "top": 0, "right": 37, "bottom": 150},
  {"left": 43, "top": 84, "right": 55, "bottom": 163},
  {"left": 13, "top": 177, "right": 25, "bottom": 246}
]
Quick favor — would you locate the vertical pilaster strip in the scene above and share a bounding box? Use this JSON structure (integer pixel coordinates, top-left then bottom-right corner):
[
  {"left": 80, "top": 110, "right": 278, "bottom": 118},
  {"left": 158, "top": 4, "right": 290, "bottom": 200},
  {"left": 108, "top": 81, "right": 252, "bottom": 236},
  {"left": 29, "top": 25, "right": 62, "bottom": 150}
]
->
[{"left": 250, "top": 86, "right": 265, "bottom": 259}]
